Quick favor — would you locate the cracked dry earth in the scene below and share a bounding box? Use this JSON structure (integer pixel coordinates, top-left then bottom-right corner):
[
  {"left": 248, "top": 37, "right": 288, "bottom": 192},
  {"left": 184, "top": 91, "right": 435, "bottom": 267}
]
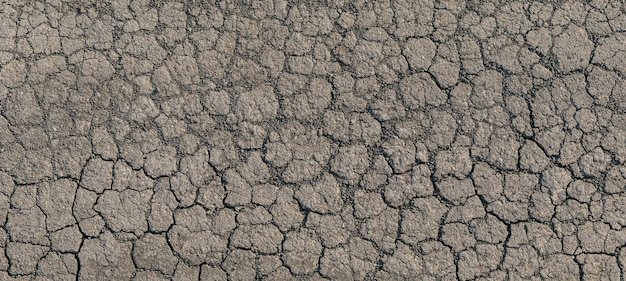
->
[{"left": 1, "top": 0, "right": 626, "bottom": 281}]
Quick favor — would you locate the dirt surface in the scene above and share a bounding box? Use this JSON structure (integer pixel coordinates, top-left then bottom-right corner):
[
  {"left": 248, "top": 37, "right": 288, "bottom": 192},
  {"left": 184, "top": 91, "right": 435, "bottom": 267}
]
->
[{"left": 0, "top": 0, "right": 626, "bottom": 280}]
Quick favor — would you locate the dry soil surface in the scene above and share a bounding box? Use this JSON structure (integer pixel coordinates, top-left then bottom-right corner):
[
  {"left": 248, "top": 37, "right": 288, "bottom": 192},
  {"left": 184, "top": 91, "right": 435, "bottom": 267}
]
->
[{"left": 1, "top": 0, "right": 626, "bottom": 280}]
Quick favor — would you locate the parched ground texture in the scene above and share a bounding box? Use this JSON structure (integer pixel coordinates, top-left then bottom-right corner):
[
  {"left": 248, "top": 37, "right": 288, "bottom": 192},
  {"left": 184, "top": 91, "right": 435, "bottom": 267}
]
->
[{"left": 0, "top": 0, "right": 626, "bottom": 280}]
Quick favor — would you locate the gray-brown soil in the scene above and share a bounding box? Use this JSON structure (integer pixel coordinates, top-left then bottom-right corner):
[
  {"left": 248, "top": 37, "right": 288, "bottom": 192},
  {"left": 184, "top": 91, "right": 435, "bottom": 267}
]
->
[{"left": 1, "top": 0, "right": 626, "bottom": 280}]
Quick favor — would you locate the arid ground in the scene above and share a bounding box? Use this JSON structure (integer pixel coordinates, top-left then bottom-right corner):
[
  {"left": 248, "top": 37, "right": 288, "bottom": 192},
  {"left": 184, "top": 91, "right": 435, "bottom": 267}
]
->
[{"left": 1, "top": 0, "right": 626, "bottom": 280}]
